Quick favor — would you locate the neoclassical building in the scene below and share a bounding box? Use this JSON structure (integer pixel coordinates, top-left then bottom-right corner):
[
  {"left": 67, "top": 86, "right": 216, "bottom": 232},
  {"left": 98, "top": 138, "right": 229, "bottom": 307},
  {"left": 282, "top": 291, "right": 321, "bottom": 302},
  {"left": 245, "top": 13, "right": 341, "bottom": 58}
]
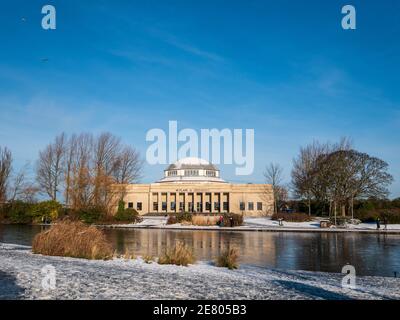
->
[{"left": 122, "top": 157, "right": 274, "bottom": 216}]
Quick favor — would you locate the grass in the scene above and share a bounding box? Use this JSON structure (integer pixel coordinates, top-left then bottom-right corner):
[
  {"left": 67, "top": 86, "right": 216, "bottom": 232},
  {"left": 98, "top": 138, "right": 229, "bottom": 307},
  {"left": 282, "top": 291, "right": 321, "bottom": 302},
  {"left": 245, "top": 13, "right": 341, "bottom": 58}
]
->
[
  {"left": 192, "top": 215, "right": 220, "bottom": 226},
  {"left": 143, "top": 255, "right": 154, "bottom": 264},
  {"left": 158, "top": 241, "right": 196, "bottom": 266},
  {"left": 216, "top": 247, "right": 239, "bottom": 270},
  {"left": 32, "top": 221, "right": 113, "bottom": 260}
]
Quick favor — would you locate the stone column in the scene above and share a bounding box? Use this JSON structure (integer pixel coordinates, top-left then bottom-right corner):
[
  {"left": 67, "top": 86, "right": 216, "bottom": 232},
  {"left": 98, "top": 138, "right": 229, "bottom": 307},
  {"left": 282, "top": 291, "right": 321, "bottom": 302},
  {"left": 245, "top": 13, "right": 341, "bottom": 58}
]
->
[
  {"left": 202, "top": 192, "right": 206, "bottom": 214},
  {"left": 157, "top": 192, "right": 161, "bottom": 213},
  {"left": 220, "top": 192, "right": 223, "bottom": 213},
  {"left": 210, "top": 192, "right": 214, "bottom": 213},
  {"left": 148, "top": 191, "right": 152, "bottom": 214},
  {"left": 184, "top": 192, "right": 188, "bottom": 212},
  {"left": 166, "top": 192, "right": 170, "bottom": 212}
]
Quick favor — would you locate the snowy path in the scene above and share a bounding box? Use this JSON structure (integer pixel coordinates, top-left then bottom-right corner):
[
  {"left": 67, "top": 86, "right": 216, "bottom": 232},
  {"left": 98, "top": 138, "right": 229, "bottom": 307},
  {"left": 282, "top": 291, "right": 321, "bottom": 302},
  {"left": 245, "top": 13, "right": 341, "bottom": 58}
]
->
[
  {"left": 103, "top": 216, "right": 400, "bottom": 234},
  {"left": 1, "top": 243, "right": 399, "bottom": 300}
]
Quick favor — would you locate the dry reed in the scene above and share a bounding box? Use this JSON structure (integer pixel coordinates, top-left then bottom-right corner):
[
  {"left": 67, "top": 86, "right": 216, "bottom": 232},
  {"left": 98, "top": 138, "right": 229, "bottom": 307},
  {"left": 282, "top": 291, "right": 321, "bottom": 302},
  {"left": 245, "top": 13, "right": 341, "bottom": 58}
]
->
[{"left": 32, "top": 221, "right": 113, "bottom": 260}]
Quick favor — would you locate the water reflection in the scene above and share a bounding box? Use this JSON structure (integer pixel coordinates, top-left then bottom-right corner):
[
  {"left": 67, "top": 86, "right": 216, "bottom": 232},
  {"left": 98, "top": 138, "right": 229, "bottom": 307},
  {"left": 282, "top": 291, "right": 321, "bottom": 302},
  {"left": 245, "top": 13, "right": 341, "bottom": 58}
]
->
[
  {"left": 103, "top": 228, "right": 400, "bottom": 276},
  {"left": 1, "top": 225, "right": 399, "bottom": 277}
]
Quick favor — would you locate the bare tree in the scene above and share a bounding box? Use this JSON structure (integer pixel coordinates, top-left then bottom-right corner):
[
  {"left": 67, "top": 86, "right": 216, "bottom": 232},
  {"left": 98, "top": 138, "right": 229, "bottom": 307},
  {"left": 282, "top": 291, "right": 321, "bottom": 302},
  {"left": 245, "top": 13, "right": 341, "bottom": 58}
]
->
[
  {"left": 291, "top": 141, "right": 330, "bottom": 216},
  {"left": 264, "top": 163, "right": 284, "bottom": 214},
  {"left": 0, "top": 147, "right": 12, "bottom": 203},
  {"left": 92, "top": 132, "right": 121, "bottom": 212},
  {"left": 36, "top": 133, "right": 66, "bottom": 201},
  {"left": 113, "top": 146, "right": 143, "bottom": 201},
  {"left": 64, "top": 134, "right": 77, "bottom": 207},
  {"left": 318, "top": 149, "right": 393, "bottom": 218},
  {"left": 70, "top": 133, "right": 93, "bottom": 210}
]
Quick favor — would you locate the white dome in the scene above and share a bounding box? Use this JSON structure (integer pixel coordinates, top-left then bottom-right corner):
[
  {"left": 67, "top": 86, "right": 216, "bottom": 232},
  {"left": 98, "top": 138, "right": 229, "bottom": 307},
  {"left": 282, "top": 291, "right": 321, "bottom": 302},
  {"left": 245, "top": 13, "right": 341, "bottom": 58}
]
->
[
  {"left": 157, "top": 157, "right": 226, "bottom": 184},
  {"left": 174, "top": 157, "right": 209, "bottom": 167}
]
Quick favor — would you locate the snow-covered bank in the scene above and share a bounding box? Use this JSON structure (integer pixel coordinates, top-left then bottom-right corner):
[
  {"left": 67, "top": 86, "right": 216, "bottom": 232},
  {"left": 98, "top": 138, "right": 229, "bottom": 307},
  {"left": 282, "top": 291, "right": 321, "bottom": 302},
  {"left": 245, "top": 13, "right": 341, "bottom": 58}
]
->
[
  {"left": 101, "top": 216, "right": 400, "bottom": 234},
  {"left": 1, "top": 243, "right": 399, "bottom": 300}
]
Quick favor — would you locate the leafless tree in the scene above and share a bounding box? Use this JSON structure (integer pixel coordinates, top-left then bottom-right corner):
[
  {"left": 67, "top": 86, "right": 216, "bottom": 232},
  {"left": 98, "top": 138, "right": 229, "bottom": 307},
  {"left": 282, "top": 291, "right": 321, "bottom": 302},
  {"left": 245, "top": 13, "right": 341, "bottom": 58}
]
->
[
  {"left": 113, "top": 146, "right": 143, "bottom": 201},
  {"left": 36, "top": 133, "right": 66, "bottom": 200},
  {"left": 0, "top": 147, "right": 12, "bottom": 203},
  {"left": 64, "top": 134, "right": 77, "bottom": 207},
  {"left": 92, "top": 132, "right": 121, "bottom": 212},
  {"left": 318, "top": 149, "right": 393, "bottom": 218},
  {"left": 70, "top": 133, "right": 93, "bottom": 210},
  {"left": 34, "top": 131, "right": 143, "bottom": 215},
  {"left": 264, "top": 163, "right": 284, "bottom": 214}
]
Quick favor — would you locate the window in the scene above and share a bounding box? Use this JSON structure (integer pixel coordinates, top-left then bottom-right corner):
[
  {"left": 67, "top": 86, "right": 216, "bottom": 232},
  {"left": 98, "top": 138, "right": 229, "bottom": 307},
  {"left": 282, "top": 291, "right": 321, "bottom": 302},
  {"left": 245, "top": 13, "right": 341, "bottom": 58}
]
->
[
  {"left": 257, "top": 202, "right": 262, "bottom": 211},
  {"left": 248, "top": 202, "right": 254, "bottom": 211},
  {"left": 188, "top": 202, "right": 194, "bottom": 212},
  {"left": 168, "top": 170, "right": 177, "bottom": 176},
  {"left": 239, "top": 202, "right": 245, "bottom": 211},
  {"left": 184, "top": 170, "right": 199, "bottom": 176},
  {"left": 214, "top": 202, "right": 220, "bottom": 211},
  {"left": 223, "top": 202, "right": 229, "bottom": 211},
  {"left": 171, "top": 202, "right": 176, "bottom": 211},
  {"left": 179, "top": 202, "right": 184, "bottom": 212},
  {"left": 128, "top": 202, "right": 133, "bottom": 209},
  {"left": 206, "top": 202, "right": 211, "bottom": 211},
  {"left": 153, "top": 202, "right": 158, "bottom": 211},
  {"left": 196, "top": 202, "right": 202, "bottom": 212},
  {"left": 206, "top": 170, "right": 216, "bottom": 177},
  {"left": 137, "top": 202, "right": 142, "bottom": 211},
  {"left": 162, "top": 202, "right": 167, "bottom": 211}
]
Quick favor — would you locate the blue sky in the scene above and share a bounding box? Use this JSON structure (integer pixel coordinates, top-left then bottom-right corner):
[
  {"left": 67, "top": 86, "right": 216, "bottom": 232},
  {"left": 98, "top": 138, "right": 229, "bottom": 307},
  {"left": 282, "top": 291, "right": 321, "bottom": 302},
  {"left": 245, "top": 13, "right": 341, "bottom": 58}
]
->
[{"left": 0, "top": 0, "right": 399, "bottom": 197}]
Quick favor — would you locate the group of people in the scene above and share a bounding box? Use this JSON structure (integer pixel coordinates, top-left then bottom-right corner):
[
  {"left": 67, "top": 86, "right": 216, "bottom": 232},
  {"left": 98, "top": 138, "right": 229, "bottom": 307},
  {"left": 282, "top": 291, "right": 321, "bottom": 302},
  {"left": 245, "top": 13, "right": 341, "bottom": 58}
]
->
[
  {"left": 216, "top": 215, "right": 235, "bottom": 227},
  {"left": 376, "top": 216, "right": 388, "bottom": 230}
]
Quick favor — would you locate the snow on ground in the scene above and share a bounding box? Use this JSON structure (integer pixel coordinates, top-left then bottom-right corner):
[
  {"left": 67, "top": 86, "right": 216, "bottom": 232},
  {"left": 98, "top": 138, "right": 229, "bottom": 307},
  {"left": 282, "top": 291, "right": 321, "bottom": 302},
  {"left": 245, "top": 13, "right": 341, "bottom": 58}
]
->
[
  {"left": 245, "top": 217, "right": 400, "bottom": 231},
  {"left": 1, "top": 243, "right": 399, "bottom": 300},
  {"left": 106, "top": 216, "right": 400, "bottom": 232}
]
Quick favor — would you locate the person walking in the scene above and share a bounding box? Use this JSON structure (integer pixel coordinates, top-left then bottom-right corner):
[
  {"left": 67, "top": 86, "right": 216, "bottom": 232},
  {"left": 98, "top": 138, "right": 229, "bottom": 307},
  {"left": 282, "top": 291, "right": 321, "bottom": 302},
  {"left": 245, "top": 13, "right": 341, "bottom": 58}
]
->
[
  {"left": 383, "top": 216, "right": 388, "bottom": 230},
  {"left": 376, "top": 217, "right": 381, "bottom": 230},
  {"left": 229, "top": 216, "right": 234, "bottom": 228}
]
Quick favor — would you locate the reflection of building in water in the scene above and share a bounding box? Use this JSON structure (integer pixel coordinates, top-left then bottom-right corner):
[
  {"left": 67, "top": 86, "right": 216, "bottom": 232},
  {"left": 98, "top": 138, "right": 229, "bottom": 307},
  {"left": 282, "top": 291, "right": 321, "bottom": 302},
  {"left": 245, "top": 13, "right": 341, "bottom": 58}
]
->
[
  {"left": 111, "top": 229, "right": 277, "bottom": 266},
  {"left": 118, "top": 157, "right": 274, "bottom": 217}
]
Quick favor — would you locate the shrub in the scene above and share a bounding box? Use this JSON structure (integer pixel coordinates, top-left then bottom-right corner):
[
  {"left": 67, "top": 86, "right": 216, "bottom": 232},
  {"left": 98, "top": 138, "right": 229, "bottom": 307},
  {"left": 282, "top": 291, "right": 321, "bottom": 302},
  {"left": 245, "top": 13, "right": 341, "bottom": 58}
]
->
[
  {"left": 223, "top": 213, "right": 243, "bottom": 227},
  {"left": 115, "top": 207, "right": 141, "bottom": 223},
  {"left": 32, "top": 221, "right": 113, "bottom": 260},
  {"left": 166, "top": 215, "right": 177, "bottom": 225},
  {"left": 143, "top": 255, "right": 154, "bottom": 264},
  {"left": 192, "top": 215, "right": 220, "bottom": 226},
  {"left": 77, "top": 206, "right": 105, "bottom": 223},
  {"left": 158, "top": 241, "right": 196, "bottom": 266},
  {"left": 271, "top": 212, "right": 312, "bottom": 222},
  {"left": 6, "top": 201, "right": 33, "bottom": 224},
  {"left": 167, "top": 212, "right": 192, "bottom": 225},
  {"left": 216, "top": 247, "right": 239, "bottom": 270},
  {"left": 29, "top": 200, "right": 62, "bottom": 223},
  {"left": 355, "top": 208, "right": 400, "bottom": 224}
]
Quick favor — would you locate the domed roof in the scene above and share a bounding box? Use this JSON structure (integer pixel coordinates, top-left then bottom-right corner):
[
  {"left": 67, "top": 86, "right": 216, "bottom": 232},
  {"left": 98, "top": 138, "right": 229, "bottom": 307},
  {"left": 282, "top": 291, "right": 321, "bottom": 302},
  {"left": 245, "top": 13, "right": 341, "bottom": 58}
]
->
[
  {"left": 158, "top": 157, "right": 225, "bottom": 183},
  {"left": 166, "top": 157, "right": 218, "bottom": 171}
]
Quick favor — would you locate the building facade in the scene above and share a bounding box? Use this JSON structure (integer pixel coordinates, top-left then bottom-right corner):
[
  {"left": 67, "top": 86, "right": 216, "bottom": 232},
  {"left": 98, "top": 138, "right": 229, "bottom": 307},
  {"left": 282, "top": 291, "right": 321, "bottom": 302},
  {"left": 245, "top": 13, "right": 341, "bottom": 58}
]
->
[{"left": 122, "top": 157, "right": 274, "bottom": 217}]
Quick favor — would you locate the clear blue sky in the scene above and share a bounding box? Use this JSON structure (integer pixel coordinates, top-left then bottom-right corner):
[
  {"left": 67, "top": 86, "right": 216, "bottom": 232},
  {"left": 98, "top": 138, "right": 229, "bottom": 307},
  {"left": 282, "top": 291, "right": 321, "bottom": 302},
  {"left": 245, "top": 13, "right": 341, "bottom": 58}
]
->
[{"left": 0, "top": 0, "right": 399, "bottom": 197}]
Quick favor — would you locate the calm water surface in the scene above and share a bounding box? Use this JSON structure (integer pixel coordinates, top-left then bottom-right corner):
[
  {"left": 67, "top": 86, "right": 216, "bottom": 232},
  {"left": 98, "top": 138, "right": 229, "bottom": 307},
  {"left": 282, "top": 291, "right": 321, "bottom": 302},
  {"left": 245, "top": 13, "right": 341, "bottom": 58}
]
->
[{"left": 1, "top": 225, "right": 399, "bottom": 277}]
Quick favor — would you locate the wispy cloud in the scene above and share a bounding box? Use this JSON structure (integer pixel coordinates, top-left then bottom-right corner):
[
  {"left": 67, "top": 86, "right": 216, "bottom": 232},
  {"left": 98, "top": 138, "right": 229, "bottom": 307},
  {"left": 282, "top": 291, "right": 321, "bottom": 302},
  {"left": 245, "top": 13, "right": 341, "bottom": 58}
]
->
[{"left": 148, "top": 29, "right": 224, "bottom": 63}]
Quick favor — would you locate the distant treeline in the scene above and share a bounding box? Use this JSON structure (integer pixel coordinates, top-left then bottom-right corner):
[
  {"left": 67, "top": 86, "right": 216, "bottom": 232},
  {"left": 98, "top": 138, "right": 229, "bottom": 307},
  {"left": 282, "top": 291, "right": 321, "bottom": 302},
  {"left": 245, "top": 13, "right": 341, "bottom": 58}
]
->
[
  {"left": 0, "top": 132, "right": 143, "bottom": 222},
  {"left": 0, "top": 199, "right": 140, "bottom": 225},
  {"left": 285, "top": 198, "right": 400, "bottom": 223}
]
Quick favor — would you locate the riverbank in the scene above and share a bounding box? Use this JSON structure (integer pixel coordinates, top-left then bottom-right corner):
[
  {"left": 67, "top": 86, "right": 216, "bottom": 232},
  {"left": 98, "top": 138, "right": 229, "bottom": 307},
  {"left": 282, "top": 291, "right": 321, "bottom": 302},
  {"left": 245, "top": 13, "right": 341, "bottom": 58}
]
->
[
  {"left": 99, "top": 216, "right": 400, "bottom": 234},
  {"left": 1, "top": 242, "right": 399, "bottom": 300}
]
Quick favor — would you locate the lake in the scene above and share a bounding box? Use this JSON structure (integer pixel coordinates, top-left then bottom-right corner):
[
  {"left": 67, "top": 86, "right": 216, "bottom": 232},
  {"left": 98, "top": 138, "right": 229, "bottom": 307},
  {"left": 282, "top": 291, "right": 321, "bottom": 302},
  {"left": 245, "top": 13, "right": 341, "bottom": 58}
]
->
[{"left": 1, "top": 224, "right": 399, "bottom": 277}]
